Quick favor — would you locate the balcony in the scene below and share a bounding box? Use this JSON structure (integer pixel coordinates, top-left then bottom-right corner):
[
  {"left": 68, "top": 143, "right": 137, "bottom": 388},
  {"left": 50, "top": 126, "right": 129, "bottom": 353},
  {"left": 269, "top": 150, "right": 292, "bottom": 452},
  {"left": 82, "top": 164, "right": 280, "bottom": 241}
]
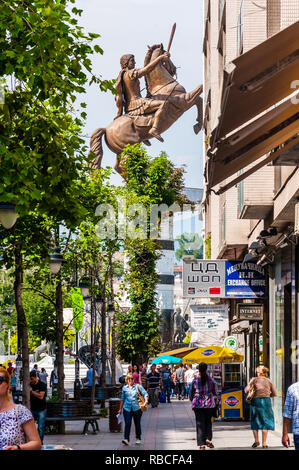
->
[{"left": 238, "top": 165, "right": 274, "bottom": 220}]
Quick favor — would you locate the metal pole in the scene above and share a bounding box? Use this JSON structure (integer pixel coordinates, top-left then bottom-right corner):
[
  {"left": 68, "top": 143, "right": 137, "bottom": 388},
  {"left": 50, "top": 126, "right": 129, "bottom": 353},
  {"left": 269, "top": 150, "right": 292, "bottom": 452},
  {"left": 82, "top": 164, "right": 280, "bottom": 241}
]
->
[{"left": 74, "top": 256, "right": 81, "bottom": 400}]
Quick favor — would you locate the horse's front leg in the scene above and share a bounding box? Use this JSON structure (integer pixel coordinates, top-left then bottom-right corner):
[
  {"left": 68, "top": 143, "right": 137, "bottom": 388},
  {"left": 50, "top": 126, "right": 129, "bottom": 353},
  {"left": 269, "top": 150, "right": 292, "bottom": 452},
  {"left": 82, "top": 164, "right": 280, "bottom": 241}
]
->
[
  {"left": 184, "top": 85, "right": 203, "bottom": 134},
  {"left": 193, "top": 95, "right": 203, "bottom": 135}
]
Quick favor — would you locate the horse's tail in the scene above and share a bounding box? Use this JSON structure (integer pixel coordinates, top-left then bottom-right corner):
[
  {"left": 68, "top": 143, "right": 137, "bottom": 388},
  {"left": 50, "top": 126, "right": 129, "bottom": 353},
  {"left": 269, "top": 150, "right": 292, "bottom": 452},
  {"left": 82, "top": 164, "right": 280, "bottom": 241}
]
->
[{"left": 89, "top": 127, "right": 106, "bottom": 169}]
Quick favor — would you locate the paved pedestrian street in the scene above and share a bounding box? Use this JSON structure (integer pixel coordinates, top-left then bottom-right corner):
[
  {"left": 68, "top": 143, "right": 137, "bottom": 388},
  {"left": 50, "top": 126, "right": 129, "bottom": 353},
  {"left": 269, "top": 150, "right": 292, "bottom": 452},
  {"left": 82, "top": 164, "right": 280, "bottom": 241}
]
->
[{"left": 43, "top": 398, "right": 290, "bottom": 451}]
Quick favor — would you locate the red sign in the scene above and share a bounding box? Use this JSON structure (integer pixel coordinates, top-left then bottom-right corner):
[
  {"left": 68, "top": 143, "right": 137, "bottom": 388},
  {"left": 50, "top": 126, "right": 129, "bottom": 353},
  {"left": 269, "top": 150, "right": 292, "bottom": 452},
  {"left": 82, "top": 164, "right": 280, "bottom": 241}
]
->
[{"left": 209, "top": 287, "right": 221, "bottom": 295}]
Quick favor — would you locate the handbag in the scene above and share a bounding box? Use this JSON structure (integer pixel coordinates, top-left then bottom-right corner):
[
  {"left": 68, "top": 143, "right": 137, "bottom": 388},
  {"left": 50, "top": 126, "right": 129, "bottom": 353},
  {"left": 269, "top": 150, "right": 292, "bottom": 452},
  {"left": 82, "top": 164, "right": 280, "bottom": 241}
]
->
[
  {"left": 136, "top": 385, "right": 148, "bottom": 412},
  {"left": 159, "top": 390, "right": 166, "bottom": 403},
  {"left": 246, "top": 379, "right": 257, "bottom": 404}
]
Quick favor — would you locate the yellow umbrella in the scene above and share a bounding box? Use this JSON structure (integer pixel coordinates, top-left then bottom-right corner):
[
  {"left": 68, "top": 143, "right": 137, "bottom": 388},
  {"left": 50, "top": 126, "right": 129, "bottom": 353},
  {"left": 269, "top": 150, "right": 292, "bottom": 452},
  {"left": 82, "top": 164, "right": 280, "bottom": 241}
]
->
[
  {"left": 183, "top": 346, "right": 244, "bottom": 364},
  {"left": 156, "top": 346, "right": 198, "bottom": 358}
]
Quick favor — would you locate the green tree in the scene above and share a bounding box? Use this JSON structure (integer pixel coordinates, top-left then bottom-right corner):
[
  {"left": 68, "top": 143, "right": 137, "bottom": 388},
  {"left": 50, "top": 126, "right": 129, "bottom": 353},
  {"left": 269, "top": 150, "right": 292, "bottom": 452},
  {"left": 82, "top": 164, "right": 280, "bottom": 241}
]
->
[
  {"left": 0, "top": 0, "right": 114, "bottom": 406},
  {"left": 175, "top": 232, "right": 204, "bottom": 262},
  {"left": 116, "top": 144, "right": 187, "bottom": 363}
]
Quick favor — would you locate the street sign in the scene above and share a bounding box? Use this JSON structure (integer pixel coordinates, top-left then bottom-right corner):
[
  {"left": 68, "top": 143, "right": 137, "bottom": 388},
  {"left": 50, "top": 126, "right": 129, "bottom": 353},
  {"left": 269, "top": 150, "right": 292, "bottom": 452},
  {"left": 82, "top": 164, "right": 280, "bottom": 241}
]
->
[
  {"left": 225, "top": 261, "right": 266, "bottom": 298},
  {"left": 183, "top": 260, "right": 226, "bottom": 298},
  {"left": 190, "top": 304, "right": 229, "bottom": 331},
  {"left": 237, "top": 303, "right": 264, "bottom": 321},
  {"left": 183, "top": 260, "right": 266, "bottom": 298}
]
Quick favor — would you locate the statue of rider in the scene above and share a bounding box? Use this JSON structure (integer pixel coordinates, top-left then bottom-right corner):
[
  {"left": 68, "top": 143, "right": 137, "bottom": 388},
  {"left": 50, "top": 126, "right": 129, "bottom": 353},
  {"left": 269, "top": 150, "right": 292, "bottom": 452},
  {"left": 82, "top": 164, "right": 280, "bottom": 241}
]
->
[{"left": 114, "top": 51, "right": 170, "bottom": 142}]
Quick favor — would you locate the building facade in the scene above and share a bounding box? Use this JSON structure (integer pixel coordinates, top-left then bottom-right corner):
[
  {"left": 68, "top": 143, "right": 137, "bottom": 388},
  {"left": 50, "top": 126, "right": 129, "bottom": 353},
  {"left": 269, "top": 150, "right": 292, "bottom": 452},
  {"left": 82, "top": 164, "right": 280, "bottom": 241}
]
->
[{"left": 203, "top": 0, "right": 299, "bottom": 429}]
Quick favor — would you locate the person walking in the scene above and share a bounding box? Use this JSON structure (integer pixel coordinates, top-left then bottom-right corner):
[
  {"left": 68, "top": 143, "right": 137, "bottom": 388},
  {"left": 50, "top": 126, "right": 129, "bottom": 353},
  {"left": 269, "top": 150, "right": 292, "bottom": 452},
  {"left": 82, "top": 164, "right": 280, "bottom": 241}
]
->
[
  {"left": 39, "top": 368, "right": 48, "bottom": 386},
  {"left": 29, "top": 370, "right": 47, "bottom": 444},
  {"left": 170, "top": 366, "right": 177, "bottom": 398},
  {"left": 185, "top": 364, "right": 195, "bottom": 399},
  {"left": 161, "top": 364, "right": 172, "bottom": 403},
  {"left": 85, "top": 367, "right": 100, "bottom": 387},
  {"left": 146, "top": 364, "right": 161, "bottom": 408},
  {"left": 190, "top": 363, "right": 217, "bottom": 450},
  {"left": 0, "top": 367, "right": 41, "bottom": 450},
  {"left": 49, "top": 367, "right": 58, "bottom": 393},
  {"left": 175, "top": 363, "right": 185, "bottom": 400},
  {"left": 118, "top": 373, "right": 149, "bottom": 446},
  {"left": 282, "top": 380, "right": 299, "bottom": 450},
  {"left": 31, "top": 364, "right": 40, "bottom": 378},
  {"left": 7, "top": 362, "right": 14, "bottom": 376},
  {"left": 245, "top": 365, "right": 277, "bottom": 449},
  {"left": 133, "top": 365, "right": 141, "bottom": 384},
  {"left": 140, "top": 367, "right": 148, "bottom": 390}
]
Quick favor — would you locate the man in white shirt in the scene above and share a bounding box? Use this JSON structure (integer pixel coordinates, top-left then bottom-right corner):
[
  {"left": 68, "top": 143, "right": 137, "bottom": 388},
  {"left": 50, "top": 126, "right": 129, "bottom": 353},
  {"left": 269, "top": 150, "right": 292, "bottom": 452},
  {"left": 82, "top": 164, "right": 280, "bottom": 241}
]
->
[{"left": 184, "top": 364, "right": 195, "bottom": 398}]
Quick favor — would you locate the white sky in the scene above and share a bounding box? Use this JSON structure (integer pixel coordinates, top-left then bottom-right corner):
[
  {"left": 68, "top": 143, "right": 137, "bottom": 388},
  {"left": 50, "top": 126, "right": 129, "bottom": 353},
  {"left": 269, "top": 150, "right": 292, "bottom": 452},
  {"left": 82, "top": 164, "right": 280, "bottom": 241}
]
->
[{"left": 75, "top": 0, "right": 204, "bottom": 189}]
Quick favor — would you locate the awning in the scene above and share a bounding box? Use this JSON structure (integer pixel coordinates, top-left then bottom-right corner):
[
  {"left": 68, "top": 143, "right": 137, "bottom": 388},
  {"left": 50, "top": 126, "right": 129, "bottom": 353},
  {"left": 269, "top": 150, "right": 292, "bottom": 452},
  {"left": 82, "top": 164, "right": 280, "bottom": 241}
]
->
[
  {"left": 211, "top": 21, "right": 299, "bottom": 145},
  {"left": 182, "top": 346, "right": 244, "bottom": 364},
  {"left": 156, "top": 346, "right": 198, "bottom": 358},
  {"left": 207, "top": 93, "right": 299, "bottom": 190}
]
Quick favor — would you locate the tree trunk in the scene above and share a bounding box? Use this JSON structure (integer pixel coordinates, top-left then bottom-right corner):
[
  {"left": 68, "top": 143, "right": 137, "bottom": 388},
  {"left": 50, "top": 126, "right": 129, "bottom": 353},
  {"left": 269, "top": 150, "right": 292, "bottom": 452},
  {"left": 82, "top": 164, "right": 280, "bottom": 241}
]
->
[
  {"left": 90, "top": 286, "right": 96, "bottom": 413},
  {"left": 101, "top": 300, "right": 106, "bottom": 388},
  {"left": 14, "top": 244, "right": 30, "bottom": 408},
  {"left": 109, "top": 258, "right": 116, "bottom": 386}
]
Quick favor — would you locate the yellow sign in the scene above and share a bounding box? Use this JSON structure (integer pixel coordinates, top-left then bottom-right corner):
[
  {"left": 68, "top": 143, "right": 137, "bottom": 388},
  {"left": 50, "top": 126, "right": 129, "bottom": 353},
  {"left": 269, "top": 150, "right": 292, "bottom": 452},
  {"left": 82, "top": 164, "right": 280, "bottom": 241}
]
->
[{"left": 221, "top": 389, "right": 243, "bottom": 419}]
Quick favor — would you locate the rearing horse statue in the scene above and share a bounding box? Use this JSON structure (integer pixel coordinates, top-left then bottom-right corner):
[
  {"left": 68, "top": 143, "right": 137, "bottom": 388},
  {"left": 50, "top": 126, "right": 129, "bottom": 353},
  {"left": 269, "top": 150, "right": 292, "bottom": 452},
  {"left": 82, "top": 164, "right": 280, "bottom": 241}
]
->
[{"left": 89, "top": 43, "right": 203, "bottom": 174}]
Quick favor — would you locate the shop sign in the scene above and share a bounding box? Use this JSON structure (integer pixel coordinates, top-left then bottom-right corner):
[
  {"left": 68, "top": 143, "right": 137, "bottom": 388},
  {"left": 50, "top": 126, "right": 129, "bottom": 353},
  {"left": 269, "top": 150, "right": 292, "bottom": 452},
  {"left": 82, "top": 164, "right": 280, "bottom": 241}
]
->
[
  {"left": 183, "top": 260, "right": 266, "bottom": 298},
  {"left": 183, "top": 260, "right": 226, "bottom": 298},
  {"left": 190, "top": 304, "right": 229, "bottom": 331},
  {"left": 237, "top": 303, "right": 264, "bottom": 321},
  {"left": 225, "top": 261, "right": 266, "bottom": 298}
]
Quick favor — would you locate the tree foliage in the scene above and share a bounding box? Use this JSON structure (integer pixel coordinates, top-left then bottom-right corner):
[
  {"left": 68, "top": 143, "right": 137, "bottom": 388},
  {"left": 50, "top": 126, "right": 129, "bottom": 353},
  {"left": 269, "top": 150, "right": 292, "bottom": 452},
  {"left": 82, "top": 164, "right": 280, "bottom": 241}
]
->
[
  {"left": 175, "top": 232, "right": 203, "bottom": 262},
  {"left": 116, "top": 144, "right": 187, "bottom": 363}
]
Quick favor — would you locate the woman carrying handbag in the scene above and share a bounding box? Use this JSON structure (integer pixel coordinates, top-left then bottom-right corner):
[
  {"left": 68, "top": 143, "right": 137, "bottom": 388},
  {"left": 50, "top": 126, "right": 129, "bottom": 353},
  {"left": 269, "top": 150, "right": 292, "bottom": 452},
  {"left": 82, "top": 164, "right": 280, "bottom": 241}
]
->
[
  {"left": 118, "top": 373, "right": 149, "bottom": 446},
  {"left": 245, "top": 366, "right": 277, "bottom": 449},
  {"left": 190, "top": 363, "right": 217, "bottom": 450}
]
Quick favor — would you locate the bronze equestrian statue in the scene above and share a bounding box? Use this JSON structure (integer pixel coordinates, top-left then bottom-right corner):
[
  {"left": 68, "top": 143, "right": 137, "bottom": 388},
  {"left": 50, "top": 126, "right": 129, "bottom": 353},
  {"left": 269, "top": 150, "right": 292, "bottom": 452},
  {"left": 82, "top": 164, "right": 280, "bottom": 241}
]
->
[{"left": 90, "top": 26, "right": 203, "bottom": 174}]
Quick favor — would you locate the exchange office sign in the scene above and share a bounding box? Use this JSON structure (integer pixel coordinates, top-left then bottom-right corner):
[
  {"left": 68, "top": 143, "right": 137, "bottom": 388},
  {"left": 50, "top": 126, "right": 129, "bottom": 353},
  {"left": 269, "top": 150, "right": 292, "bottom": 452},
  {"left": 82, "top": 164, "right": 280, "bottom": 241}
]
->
[
  {"left": 183, "top": 259, "right": 266, "bottom": 298},
  {"left": 225, "top": 261, "right": 266, "bottom": 298},
  {"left": 183, "top": 260, "right": 226, "bottom": 298},
  {"left": 237, "top": 303, "right": 264, "bottom": 321},
  {"left": 190, "top": 304, "right": 229, "bottom": 331}
]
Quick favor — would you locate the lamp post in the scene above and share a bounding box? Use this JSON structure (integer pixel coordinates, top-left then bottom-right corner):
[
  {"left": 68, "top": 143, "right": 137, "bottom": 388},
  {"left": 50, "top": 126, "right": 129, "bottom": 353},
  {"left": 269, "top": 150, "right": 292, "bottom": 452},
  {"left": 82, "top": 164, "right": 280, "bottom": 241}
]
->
[
  {"left": 48, "top": 245, "right": 65, "bottom": 404},
  {"left": 49, "top": 246, "right": 65, "bottom": 275},
  {"left": 107, "top": 303, "right": 115, "bottom": 385},
  {"left": 0, "top": 203, "right": 18, "bottom": 229}
]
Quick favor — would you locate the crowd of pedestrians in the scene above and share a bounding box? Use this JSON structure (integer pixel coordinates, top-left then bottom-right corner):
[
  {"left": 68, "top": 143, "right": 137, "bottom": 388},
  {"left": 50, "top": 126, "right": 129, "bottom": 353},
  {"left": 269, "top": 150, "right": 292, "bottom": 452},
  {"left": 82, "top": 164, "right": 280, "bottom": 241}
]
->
[
  {"left": 0, "top": 359, "right": 299, "bottom": 450},
  {"left": 117, "top": 360, "right": 299, "bottom": 450}
]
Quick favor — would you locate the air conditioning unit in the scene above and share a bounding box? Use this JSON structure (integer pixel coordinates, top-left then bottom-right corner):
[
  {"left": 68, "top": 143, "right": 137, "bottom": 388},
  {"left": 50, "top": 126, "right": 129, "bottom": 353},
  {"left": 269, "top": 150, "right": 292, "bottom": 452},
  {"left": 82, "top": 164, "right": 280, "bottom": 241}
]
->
[{"left": 295, "top": 202, "right": 299, "bottom": 234}]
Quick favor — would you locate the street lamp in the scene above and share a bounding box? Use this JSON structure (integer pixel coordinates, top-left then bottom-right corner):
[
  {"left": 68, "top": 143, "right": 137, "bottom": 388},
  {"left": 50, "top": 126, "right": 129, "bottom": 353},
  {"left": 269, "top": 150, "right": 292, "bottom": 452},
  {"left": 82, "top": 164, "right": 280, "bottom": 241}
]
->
[
  {"left": 0, "top": 203, "right": 18, "bottom": 229},
  {"left": 79, "top": 278, "right": 90, "bottom": 299},
  {"left": 49, "top": 246, "right": 65, "bottom": 275},
  {"left": 107, "top": 303, "right": 115, "bottom": 384}
]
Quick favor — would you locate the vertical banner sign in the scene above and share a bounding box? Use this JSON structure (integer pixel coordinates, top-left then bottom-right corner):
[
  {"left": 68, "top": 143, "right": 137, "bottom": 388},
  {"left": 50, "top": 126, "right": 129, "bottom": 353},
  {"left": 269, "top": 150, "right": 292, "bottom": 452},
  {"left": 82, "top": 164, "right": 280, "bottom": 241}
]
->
[{"left": 71, "top": 287, "right": 84, "bottom": 332}]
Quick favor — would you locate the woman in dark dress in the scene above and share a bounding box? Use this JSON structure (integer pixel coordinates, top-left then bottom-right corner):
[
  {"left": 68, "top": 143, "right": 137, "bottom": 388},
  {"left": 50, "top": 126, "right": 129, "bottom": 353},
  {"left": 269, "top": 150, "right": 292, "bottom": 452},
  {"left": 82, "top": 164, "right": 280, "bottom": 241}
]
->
[{"left": 190, "top": 363, "right": 217, "bottom": 450}]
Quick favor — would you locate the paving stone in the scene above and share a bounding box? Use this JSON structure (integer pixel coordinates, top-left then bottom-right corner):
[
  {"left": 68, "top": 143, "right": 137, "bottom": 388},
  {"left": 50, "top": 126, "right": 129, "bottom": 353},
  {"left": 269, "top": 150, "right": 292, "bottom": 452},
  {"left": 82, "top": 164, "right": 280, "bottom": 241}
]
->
[{"left": 43, "top": 397, "right": 289, "bottom": 450}]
